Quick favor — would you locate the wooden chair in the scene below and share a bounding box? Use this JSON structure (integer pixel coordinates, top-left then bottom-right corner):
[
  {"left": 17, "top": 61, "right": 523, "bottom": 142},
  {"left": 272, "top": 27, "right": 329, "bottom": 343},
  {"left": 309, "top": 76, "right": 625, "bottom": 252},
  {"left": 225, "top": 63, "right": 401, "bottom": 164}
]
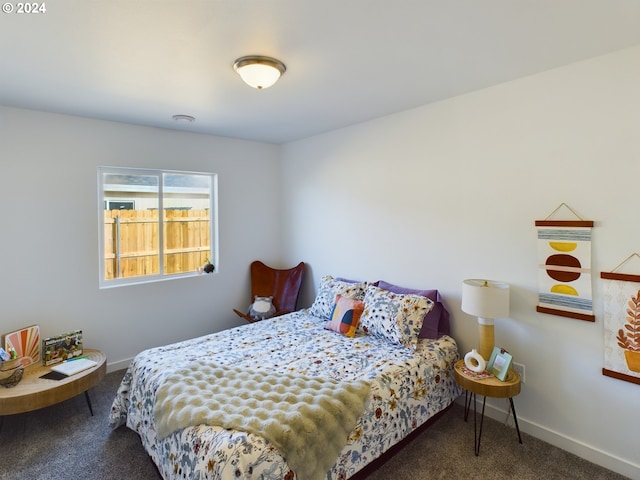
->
[{"left": 233, "top": 261, "right": 305, "bottom": 322}]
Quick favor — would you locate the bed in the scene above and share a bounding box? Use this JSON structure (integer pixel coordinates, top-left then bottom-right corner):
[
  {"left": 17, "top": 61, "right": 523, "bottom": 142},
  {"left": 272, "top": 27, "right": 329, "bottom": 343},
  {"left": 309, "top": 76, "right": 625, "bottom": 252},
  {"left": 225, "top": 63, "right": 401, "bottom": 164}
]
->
[{"left": 109, "top": 276, "right": 461, "bottom": 480}]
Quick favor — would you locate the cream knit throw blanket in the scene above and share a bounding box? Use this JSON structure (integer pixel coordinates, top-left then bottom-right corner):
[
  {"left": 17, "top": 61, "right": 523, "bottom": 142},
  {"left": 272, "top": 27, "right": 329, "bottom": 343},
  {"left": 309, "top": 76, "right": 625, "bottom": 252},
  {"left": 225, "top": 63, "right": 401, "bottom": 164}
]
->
[{"left": 154, "top": 361, "right": 371, "bottom": 480}]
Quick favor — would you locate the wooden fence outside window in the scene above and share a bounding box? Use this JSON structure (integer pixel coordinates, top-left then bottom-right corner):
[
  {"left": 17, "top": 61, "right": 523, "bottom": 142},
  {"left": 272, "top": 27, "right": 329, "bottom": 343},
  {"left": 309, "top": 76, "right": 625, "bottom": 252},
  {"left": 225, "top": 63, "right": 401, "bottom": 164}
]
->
[{"left": 103, "top": 209, "right": 210, "bottom": 279}]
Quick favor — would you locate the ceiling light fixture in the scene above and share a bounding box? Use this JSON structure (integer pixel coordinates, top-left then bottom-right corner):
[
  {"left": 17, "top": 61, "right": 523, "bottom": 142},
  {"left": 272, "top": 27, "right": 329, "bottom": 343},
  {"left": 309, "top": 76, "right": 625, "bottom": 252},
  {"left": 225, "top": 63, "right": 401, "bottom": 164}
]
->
[{"left": 233, "top": 55, "right": 286, "bottom": 90}]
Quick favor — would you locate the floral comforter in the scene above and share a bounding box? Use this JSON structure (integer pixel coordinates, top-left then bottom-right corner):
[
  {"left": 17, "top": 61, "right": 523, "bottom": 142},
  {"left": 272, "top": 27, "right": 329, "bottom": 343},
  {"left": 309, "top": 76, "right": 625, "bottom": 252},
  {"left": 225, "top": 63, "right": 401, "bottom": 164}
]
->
[{"left": 109, "top": 310, "right": 460, "bottom": 480}]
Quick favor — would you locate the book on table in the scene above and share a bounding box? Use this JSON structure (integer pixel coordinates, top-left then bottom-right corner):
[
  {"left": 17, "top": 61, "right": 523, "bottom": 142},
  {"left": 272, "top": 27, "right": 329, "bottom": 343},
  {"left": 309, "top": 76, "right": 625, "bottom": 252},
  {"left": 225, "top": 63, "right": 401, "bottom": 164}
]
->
[{"left": 50, "top": 358, "right": 97, "bottom": 376}]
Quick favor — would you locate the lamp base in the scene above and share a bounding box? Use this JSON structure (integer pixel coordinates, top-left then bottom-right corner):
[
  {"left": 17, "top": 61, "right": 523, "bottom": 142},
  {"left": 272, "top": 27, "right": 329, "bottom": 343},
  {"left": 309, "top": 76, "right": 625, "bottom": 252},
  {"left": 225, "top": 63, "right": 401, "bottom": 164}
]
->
[{"left": 478, "top": 321, "right": 495, "bottom": 362}]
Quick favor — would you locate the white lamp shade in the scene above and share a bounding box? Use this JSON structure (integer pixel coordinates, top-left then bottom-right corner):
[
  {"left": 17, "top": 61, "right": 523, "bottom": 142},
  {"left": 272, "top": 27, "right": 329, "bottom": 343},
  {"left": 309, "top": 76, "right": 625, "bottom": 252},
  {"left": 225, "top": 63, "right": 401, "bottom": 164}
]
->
[
  {"left": 236, "top": 63, "right": 281, "bottom": 89},
  {"left": 461, "top": 279, "right": 510, "bottom": 319},
  {"left": 233, "top": 56, "right": 286, "bottom": 90}
]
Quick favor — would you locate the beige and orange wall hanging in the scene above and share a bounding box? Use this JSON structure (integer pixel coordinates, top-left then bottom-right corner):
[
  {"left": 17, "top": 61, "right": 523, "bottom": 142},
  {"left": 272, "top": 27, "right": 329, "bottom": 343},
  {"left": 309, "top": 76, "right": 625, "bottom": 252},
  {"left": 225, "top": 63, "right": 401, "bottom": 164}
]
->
[
  {"left": 536, "top": 203, "right": 595, "bottom": 322},
  {"left": 601, "top": 253, "right": 640, "bottom": 386}
]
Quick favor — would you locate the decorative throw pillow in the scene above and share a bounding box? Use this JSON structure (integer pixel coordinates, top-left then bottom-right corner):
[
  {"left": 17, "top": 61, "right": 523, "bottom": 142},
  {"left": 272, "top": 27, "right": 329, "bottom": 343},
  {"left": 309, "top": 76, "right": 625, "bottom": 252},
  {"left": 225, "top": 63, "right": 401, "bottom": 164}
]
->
[
  {"left": 309, "top": 275, "right": 367, "bottom": 319},
  {"left": 325, "top": 294, "right": 365, "bottom": 337},
  {"left": 360, "top": 284, "right": 434, "bottom": 349},
  {"left": 377, "top": 280, "right": 450, "bottom": 339}
]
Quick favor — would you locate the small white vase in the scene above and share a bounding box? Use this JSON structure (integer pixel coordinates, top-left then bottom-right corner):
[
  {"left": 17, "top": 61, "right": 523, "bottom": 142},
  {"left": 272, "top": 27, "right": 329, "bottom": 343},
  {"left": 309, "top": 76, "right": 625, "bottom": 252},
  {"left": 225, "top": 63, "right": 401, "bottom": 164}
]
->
[{"left": 464, "top": 349, "right": 486, "bottom": 373}]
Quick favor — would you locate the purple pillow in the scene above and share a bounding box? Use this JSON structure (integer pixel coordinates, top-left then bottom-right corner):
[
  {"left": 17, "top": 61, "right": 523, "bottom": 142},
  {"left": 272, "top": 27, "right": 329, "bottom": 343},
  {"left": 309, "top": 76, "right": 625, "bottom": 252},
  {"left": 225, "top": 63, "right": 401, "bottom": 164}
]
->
[
  {"left": 336, "top": 277, "right": 379, "bottom": 287},
  {"left": 377, "top": 280, "right": 450, "bottom": 339}
]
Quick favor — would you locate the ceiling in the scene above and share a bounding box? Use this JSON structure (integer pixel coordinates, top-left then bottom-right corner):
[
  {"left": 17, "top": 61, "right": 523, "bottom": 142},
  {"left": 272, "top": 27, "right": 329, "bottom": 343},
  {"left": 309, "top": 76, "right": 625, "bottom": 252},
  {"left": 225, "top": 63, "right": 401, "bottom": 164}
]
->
[{"left": 2, "top": 1, "right": 640, "bottom": 144}]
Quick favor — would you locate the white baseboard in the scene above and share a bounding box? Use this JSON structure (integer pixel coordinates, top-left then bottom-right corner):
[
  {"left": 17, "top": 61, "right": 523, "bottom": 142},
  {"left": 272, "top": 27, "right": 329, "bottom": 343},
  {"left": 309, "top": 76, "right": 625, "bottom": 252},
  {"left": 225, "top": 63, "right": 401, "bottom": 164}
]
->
[
  {"left": 106, "top": 357, "right": 133, "bottom": 373},
  {"left": 456, "top": 397, "right": 639, "bottom": 479}
]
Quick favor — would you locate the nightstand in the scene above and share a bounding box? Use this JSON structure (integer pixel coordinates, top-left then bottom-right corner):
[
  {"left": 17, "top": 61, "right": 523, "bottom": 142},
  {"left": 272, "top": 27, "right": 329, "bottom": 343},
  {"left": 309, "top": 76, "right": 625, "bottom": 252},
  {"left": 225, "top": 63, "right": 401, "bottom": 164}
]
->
[
  {"left": 0, "top": 349, "right": 106, "bottom": 417},
  {"left": 453, "top": 359, "right": 522, "bottom": 455}
]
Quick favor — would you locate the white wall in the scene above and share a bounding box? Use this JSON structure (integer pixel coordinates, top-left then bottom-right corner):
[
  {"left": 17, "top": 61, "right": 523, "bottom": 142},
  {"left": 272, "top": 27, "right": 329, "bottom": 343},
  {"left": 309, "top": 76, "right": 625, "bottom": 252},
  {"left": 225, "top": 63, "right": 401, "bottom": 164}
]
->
[
  {"left": 281, "top": 46, "right": 640, "bottom": 478},
  {"left": 0, "top": 106, "right": 283, "bottom": 371},
  {"left": 2, "top": 45, "right": 638, "bottom": 478}
]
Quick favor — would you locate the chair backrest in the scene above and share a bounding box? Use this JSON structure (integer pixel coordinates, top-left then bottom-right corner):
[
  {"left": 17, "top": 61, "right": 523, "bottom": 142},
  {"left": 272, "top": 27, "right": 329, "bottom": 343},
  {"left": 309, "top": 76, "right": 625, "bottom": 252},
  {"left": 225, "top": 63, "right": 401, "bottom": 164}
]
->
[{"left": 250, "top": 261, "right": 305, "bottom": 314}]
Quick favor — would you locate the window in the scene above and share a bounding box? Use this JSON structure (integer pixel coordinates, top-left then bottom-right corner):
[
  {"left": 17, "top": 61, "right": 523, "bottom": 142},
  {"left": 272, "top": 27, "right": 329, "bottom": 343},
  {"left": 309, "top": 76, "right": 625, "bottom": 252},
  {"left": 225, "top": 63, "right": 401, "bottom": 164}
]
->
[
  {"left": 98, "top": 167, "right": 218, "bottom": 288},
  {"left": 104, "top": 200, "right": 135, "bottom": 210}
]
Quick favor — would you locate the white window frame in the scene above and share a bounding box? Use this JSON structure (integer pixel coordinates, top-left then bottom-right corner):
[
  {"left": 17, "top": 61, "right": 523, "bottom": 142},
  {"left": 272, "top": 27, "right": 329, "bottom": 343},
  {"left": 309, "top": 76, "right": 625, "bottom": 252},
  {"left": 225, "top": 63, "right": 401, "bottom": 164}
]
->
[{"left": 98, "top": 166, "right": 219, "bottom": 289}]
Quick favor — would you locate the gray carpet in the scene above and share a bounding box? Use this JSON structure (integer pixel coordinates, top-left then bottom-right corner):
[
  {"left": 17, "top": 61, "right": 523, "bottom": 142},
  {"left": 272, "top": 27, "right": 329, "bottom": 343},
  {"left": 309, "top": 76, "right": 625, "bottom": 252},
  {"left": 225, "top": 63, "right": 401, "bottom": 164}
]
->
[{"left": 0, "top": 370, "right": 629, "bottom": 480}]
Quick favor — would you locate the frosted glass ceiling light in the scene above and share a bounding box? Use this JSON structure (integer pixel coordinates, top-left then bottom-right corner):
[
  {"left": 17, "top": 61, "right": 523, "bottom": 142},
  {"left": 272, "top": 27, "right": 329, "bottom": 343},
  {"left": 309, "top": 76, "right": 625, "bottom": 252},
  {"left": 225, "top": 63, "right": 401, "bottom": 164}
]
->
[{"left": 233, "top": 55, "right": 286, "bottom": 89}]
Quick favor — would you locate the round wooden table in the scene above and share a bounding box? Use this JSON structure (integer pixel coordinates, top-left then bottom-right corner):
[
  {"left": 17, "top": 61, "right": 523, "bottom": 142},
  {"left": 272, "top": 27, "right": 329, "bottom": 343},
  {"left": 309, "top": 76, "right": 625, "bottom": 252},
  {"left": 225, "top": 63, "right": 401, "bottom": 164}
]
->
[
  {"left": 453, "top": 359, "right": 522, "bottom": 455},
  {"left": 0, "top": 349, "right": 106, "bottom": 416}
]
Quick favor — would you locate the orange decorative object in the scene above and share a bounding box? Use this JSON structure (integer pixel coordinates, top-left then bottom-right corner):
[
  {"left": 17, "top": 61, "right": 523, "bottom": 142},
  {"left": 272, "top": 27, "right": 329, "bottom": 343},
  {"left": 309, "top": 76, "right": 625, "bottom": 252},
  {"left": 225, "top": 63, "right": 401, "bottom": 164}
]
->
[
  {"left": 3, "top": 325, "right": 40, "bottom": 367},
  {"left": 624, "top": 350, "right": 640, "bottom": 373}
]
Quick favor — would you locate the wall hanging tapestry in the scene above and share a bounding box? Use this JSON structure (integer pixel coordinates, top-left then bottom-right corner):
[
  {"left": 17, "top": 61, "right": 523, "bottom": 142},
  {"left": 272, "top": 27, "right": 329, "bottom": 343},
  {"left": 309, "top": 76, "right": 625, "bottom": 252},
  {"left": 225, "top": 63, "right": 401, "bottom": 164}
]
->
[
  {"left": 535, "top": 203, "right": 595, "bottom": 322},
  {"left": 601, "top": 253, "right": 640, "bottom": 385}
]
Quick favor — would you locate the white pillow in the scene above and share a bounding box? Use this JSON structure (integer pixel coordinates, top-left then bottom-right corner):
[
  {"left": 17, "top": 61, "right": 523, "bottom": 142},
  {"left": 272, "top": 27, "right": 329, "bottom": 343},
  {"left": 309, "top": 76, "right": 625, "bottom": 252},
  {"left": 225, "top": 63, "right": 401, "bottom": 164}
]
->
[
  {"left": 359, "top": 284, "right": 434, "bottom": 349},
  {"left": 309, "top": 275, "right": 367, "bottom": 319}
]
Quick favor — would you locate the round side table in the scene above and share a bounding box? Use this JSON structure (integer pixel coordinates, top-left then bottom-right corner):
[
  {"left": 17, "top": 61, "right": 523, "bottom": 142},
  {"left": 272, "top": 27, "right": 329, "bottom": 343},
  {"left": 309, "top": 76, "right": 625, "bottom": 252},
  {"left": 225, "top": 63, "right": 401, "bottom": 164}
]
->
[
  {"left": 0, "top": 349, "right": 106, "bottom": 417},
  {"left": 453, "top": 359, "right": 522, "bottom": 455}
]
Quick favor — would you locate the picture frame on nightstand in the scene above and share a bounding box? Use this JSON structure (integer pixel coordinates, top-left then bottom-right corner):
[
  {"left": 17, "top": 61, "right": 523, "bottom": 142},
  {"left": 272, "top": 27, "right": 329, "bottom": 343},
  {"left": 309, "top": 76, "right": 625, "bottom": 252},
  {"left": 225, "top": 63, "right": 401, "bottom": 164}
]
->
[
  {"left": 487, "top": 347, "right": 513, "bottom": 381},
  {"left": 41, "top": 330, "right": 83, "bottom": 365}
]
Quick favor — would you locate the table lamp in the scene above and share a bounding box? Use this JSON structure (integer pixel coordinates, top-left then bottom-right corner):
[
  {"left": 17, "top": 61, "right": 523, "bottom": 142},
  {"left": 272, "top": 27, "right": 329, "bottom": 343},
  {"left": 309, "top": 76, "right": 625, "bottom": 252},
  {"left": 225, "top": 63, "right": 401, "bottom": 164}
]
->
[{"left": 461, "top": 279, "right": 510, "bottom": 362}]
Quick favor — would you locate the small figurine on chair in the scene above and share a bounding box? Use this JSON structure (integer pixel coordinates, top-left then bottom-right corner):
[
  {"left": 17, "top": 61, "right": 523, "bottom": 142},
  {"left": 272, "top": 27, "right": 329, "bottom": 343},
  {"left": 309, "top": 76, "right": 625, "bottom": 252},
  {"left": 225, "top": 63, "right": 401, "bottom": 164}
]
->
[{"left": 249, "top": 296, "right": 276, "bottom": 321}]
